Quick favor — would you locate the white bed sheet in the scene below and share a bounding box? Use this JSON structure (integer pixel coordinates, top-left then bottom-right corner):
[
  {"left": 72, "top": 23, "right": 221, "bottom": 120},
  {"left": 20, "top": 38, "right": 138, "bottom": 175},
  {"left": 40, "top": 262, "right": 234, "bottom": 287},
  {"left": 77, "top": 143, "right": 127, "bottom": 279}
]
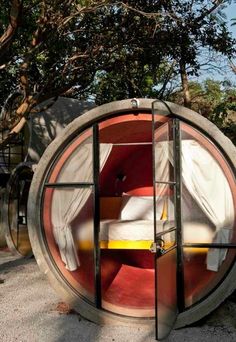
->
[
  {"left": 76, "top": 219, "right": 214, "bottom": 244},
  {"left": 76, "top": 219, "right": 176, "bottom": 242},
  {"left": 77, "top": 220, "right": 153, "bottom": 241}
]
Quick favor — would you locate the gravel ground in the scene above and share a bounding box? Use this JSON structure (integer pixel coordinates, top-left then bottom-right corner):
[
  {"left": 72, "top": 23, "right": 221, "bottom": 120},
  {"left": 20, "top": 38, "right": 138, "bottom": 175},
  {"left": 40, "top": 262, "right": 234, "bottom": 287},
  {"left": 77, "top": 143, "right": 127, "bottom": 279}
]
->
[{"left": 1, "top": 250, "right": 236, "bottom": 342}]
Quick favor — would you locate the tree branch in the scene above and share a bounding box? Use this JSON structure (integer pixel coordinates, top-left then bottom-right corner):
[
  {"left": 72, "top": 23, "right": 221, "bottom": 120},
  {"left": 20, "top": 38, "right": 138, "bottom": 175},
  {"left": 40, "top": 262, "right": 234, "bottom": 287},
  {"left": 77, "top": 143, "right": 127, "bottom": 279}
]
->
[
  {"left": 117, "top": 1, "right": 180, "bottom": 22},
  {"left": 229, "top": 60, "right": 236, "bottom": 74},
  {"left": 194, "top": 0, "right": 225, "bottom": 23},
  {"left": 0, "top": 0, "right": 22, "bottom": 59}
]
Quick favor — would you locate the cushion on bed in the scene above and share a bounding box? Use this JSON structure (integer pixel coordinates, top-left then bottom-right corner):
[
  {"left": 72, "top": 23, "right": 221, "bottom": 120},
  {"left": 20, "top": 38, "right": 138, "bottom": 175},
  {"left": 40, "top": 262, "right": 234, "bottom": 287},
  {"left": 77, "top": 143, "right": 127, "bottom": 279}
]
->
[{"left": 119, "top": 193, "right": 164, "bottom": 220}]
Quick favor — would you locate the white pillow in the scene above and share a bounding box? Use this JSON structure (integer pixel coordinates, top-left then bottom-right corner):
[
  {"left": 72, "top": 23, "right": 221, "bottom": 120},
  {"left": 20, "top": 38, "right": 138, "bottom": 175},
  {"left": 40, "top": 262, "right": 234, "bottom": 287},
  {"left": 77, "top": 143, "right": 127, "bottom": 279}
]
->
[{"left": 119, "top": 193, "right": 164, "bottom": 221}]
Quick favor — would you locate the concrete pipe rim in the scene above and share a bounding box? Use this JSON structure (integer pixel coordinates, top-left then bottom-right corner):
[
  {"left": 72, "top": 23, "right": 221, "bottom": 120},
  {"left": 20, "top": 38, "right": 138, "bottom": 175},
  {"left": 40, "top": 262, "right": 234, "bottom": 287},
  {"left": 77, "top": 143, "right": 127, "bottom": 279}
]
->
[{"left": 28, "top": 98, "right": 236, "bottom": 328}]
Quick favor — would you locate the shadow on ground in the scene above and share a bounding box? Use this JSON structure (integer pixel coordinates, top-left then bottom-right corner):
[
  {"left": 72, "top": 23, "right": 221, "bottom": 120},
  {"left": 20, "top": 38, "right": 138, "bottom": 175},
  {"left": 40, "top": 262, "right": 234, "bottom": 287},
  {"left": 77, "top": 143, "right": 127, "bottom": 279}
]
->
[{"left": 1, "top": 251, "right": 236, "bottom": 342}]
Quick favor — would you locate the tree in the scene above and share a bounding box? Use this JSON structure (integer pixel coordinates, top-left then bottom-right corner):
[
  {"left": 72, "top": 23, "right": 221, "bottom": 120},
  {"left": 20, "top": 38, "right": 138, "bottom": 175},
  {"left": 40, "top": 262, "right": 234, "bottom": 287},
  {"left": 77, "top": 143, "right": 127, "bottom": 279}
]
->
[
  {"left": 126, "top": 0, "right": 235, "bottom": 107},
  {"left": 0, "top": 0, "right": 235, "bottom": 150},
  {"left": 0, "top": 0, "right": 22, "bottom": 62},
  {"left": 170, "top": 78, "right": 236, "bottom": 144},
  {"left": 83, "top": 1, "right": 236, "bottom": 106},
  {"left": 0, "top": 1, "right": 119, "bottom": 147},
  {"left": 88, "top": 61, "right": 176, "bottom": 105}
]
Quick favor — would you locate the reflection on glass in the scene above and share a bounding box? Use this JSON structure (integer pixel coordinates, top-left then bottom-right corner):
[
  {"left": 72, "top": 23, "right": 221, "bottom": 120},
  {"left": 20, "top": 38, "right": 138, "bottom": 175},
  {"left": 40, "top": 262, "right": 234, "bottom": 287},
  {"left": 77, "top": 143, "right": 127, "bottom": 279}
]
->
[
  {"left": 50, "top": 187, "right": 95, "bottom": 302},
  {"left": 157, "top": 247, "right": 177, "bottom": 340},
  {"left": 156, "top": 227, "right": 176, "bottom": 253},
  {"left": 154, "top": 117, "right": 178, "bottom": 337},
  {"left": 155, "top": 183, "right": 175, "bottom": 242},
  {"left": 184, "top": 247, "right": 236, "bottom": 308},
  {"left": 154, "top": 130, "right": 177, "bottom": 342},
  {"left": 154, "top": 120, "right": 176, "bottom": 256},
  {"left": 156, "top": 183, "right": 175, "bottom": 219},
  {"left": 152, "top": 102, "right": 171, "bottom": 134},
  {"left": 154, "top": 121, "right": 175, "bottom": 184}
]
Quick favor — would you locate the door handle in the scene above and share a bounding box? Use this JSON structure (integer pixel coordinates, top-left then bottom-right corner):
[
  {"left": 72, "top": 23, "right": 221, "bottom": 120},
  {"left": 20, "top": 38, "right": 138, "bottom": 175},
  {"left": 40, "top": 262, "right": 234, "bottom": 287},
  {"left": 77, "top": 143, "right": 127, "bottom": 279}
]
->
[
  {"left": 149, "top": 238, "right": 166, "bottom": 255},
  {"left": 149, "top": 242, "right": 157, "bottom": 253}
]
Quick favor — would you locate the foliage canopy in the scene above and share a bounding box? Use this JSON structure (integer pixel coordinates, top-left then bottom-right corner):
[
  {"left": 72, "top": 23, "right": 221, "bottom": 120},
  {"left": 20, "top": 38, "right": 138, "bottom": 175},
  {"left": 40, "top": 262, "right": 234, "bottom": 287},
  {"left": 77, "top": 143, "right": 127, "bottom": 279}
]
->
[{"left": 0, "top": 0, "right": 235, "bottom": 148}]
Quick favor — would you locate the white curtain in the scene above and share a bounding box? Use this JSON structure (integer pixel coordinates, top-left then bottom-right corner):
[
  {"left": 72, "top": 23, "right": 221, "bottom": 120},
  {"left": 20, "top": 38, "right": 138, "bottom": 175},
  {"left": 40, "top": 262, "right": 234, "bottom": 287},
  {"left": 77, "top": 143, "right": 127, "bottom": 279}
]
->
[
  {"left": 181, "top": 140, "right": 234, "bottom": 232},
  {"left": 155, "top": 139, "right": 235, "bottom": 271},
  {"left": 154, "top": 142, "right": 173, "bottom": 219},
  {"left": 181, "top": 140, "right": 234, "bottom": 271},
  {"left": 52, "top": 137, "right": 112, "bottom": 271}
]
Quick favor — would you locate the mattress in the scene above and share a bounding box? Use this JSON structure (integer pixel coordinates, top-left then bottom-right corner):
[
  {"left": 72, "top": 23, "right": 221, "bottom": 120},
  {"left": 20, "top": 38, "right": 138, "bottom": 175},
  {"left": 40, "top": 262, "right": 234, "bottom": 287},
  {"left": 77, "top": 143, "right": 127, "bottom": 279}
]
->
[
  {"left": 75, "top": 219, "right": 175, "bottom": 250},
  {"left": 75, "top": 219, "right": 214, "bottom": 251},
  {"left": 76, "top": 219, "right": 174, "bottom": 241}
]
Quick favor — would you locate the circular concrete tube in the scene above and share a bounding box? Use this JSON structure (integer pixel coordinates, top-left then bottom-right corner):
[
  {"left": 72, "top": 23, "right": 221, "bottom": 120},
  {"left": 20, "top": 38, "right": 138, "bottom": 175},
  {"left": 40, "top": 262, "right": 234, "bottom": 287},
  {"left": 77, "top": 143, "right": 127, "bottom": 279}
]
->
[
  {"left": 28, "top": 99, "right": 236, "bottom": 328},
  {"left": 4, "top": 162, "right": 34, "bottom": 257},
  {"left": 0, "top": 188, "right": 7, "bottom": 248}
]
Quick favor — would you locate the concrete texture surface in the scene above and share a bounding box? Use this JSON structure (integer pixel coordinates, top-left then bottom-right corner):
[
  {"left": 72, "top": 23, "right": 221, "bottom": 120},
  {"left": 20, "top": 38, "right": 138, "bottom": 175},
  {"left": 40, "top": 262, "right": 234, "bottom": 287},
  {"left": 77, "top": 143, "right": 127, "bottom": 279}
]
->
[
  {"left": 0, "top": 190, "right": 7, "bottom": 248},
  {"left": 0, "top": 250, "right": 236, "bottom": 342}
]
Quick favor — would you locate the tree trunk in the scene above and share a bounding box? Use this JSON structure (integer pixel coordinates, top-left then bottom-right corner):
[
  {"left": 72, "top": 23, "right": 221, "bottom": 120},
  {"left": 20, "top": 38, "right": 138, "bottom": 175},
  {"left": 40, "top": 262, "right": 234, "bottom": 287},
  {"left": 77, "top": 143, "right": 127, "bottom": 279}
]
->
[
  {"left": 0, "top": 0, "right": 22, "bottom": 60},
  {"left": 0, "top": 96, "right": 35, "bottom": 150},
  {"left": 180, "top": 61, "right": 191, "bottom": 108}
]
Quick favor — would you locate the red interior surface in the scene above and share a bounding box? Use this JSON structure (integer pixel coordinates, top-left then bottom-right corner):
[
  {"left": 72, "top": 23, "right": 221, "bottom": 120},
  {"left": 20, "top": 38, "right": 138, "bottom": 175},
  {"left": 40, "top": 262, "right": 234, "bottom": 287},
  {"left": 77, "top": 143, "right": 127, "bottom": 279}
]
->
[
  {"left": 99, "top": 116, "right": 153, "bottom": 196},
  {"left": 100, "top": 145, "right": 153, "bottom": 196},
  {"left": 43, "top": 113, "right": 236, "bottom": 317},
  {"left": 75, "top": 248, "right": 236, "bottom": 314}
]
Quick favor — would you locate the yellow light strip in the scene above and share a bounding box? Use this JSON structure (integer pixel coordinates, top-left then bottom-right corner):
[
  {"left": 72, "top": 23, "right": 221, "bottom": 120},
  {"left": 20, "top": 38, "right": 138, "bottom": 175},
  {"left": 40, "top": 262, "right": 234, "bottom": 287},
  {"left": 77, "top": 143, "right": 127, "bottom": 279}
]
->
[
  {"left": 77, "top": 240, "right": 209, "bottom": 253},
  {"left": 100, "top": 240, "right": 153, "bottom": 250},
  {"left": 77, "top": 240, "right": 153, "bottom": 250}
]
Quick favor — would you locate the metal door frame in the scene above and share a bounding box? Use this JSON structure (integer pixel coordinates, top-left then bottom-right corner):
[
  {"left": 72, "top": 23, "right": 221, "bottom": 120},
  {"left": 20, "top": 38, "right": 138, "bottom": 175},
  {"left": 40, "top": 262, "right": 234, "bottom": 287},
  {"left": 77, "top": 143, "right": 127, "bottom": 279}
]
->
[{"left": 152, "top": 100, "right": 185, "bottom": 340}]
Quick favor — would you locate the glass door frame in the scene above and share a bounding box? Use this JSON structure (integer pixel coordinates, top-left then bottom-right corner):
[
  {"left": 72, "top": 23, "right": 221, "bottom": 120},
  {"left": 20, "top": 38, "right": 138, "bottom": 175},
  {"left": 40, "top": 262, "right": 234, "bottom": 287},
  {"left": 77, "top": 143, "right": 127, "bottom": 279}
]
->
[{"left": 152, "top": 100, "right": 185, "bottom": 340}]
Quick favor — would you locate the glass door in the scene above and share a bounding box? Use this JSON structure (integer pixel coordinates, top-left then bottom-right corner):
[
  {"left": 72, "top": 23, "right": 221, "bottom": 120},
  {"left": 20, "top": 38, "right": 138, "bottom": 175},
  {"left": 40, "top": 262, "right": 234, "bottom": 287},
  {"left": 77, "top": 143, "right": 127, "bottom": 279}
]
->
[{"left": 151, "top": 100, "right": 184, "bottom": 340}]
